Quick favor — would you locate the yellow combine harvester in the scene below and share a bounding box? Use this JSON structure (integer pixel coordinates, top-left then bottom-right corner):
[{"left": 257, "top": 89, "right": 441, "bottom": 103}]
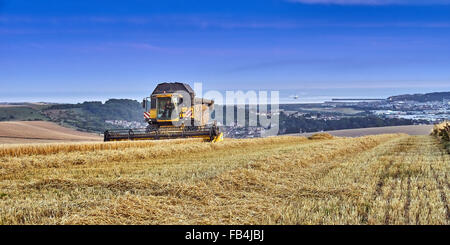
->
[{"left": 104, "top": 82, "right": 223, "bottom": 142}]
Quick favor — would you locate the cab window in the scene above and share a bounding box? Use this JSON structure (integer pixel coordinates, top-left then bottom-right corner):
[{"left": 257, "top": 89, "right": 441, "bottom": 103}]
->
[{"left": 157, "top": 97, "right": 178, "bottom": 120}]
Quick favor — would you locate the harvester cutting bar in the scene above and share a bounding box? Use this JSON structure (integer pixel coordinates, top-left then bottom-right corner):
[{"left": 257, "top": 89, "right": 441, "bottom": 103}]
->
[{"left": 104, "top": 126, "right": 220, "bottom": 142}]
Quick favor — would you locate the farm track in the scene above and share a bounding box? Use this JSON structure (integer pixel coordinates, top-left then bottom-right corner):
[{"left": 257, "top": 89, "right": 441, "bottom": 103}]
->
[{"left": 0, "top": 134, "right": 448, "bottom": 225}]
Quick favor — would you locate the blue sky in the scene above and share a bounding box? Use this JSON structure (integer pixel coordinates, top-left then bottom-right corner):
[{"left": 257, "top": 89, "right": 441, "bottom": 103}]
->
[{"left": 1, "top": 0, "right": 450, "bottom": 102}]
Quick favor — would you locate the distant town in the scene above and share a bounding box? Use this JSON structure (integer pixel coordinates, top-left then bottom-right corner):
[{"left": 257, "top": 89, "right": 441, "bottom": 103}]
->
[
  {"left": 367, "top": 99, "right": 450, "bottom": 122},
  {"left": 222, "top": 92, "right": 450, "bottom": 138}
]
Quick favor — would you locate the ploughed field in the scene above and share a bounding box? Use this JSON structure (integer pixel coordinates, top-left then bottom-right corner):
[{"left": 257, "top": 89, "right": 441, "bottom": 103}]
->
[
  {"left": 0, "top": 121, "right": 101, "bottom": 144},
  {"left": 0, "top": 134, "right": 448, "bottom": 224}
]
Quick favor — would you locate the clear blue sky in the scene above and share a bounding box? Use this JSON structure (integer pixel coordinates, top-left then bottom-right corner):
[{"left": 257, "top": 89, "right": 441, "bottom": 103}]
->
[{"left": 1, "top": 0, "right": 450, "bottom": 102}]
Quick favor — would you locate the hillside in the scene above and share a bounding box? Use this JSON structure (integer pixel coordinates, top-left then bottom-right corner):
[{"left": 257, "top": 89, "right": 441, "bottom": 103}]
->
[
  {"left": 0, "top": 99, "right": 146, "bottom": 133},
  {"left": 388, "top": 91, "right": 450, "bottom": 102},
  {"left": 0, "top": 106, "right": 49, "bottom": 121},
  {"left": 0, "top": 134, "right": 448, "bottom": 224},
  {"left": 43, "top": 99, "right": 145, "bottom": 132},
  {"left": 0, "top": 121, "right": 102, "bottom": 144}
]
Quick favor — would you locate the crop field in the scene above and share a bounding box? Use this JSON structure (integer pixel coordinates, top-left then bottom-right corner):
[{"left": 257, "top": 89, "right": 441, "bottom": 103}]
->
[
  {"left": 0, "top": 121, "right": 101, "bottom": 144},
  {"left": 0, "top": 134, "right": 448, "bottom": 225}
]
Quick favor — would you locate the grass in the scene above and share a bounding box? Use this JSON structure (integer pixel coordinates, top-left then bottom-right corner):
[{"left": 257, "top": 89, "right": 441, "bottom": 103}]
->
[
  {"left": 0, "top": 134, "right": 448, "bottom": 225},
  {"left": 0, "top": 107, "right": 48, "bottom": 121}
]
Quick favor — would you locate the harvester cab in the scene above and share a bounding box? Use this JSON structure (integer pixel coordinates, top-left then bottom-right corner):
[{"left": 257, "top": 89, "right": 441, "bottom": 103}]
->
[{"left": 104, "top": 82, "right": 223, "bottom": 142}]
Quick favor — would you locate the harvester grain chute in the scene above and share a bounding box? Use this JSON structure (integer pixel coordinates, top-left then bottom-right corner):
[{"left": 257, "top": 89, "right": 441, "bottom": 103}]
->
[{"left": 103, "top": 82, "right": 223, "bottom": 142}]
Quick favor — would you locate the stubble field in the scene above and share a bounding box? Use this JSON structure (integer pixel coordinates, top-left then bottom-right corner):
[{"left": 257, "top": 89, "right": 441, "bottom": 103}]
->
[{"left": 0, "top": 134, "right": 448, "bottom": 225}]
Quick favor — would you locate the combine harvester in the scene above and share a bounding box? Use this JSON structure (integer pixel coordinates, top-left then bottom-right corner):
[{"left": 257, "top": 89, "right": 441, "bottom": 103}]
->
[{"left": 104, "top": 82, "right": 223, "bottom": 142}]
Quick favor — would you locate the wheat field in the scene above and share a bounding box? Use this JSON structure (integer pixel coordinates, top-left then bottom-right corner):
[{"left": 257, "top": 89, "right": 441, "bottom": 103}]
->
[{"left": 0, "top": 134, "right": 448, "bottom": 225}]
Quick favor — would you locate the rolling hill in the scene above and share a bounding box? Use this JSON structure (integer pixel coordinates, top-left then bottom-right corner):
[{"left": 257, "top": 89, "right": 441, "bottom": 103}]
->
[
  {"left": 0, "top": 121, "right": 102, "bottom": 144},
  {"left": 0, "top": 99, "right": 145, "bottom": 133},
  {"left": 388, "top": 91, "right": 450, "bottom": 102}
]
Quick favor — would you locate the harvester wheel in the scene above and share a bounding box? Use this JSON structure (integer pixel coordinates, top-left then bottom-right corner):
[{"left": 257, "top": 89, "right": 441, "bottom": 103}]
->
[
  {"left": 146, "top": 125, "right": 158, "bottom": 133},
  {"left": 104, "top": 130, "right": 110, "bottom": 142},
  {"left": 128, "top": 129, "right": 134, "bottom": 140}
]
